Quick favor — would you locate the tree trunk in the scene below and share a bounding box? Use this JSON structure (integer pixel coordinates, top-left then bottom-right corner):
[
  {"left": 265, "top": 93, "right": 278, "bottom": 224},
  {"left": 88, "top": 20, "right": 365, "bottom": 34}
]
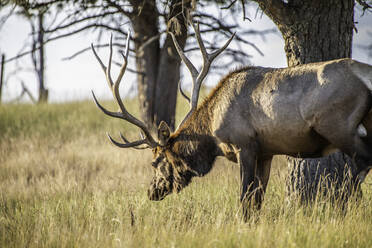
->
[
  {"left": 36, "top": 13, "right": 48, "bottom": 103},
  {"left": 257, "top": 0, "right": 361, "bottom": 201},
  {"left": 257, "top": 0, "right": 355, "bottom": 66},
  {"left": 131, "top": 0, "right": 160, "bottom": 129},
  {"left": 0, "top": 54, "right": 4, "bottom": 104},
  {"left": 154, "top": 0, "right": 188, "bottom": 130},
  {"left": 287, "top": 154, "right": 362, "bottom": 204},
  {"left": 131, "top": 0, "right": 188, "bottom": 130}
]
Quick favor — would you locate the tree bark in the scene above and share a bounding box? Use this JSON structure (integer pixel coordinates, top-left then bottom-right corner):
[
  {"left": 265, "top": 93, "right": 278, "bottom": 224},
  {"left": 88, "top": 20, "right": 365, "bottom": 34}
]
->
[
  {"left": 131, "top": 0, "right": 160, "bottom": 128},
  {"left": 257, "top": 0, "right": 355, "bottom": 66},
  {"left": 287, "top": 154, "right": 362, "bottom": 204},
  {"left": 131, "top": 0, "right": 188, "bottom": 130},
  {"left": 36, "top": 12, "right": 48, "bottom": 103},
  {"left": 256, "top": 0, "right": 361, "bottom": 201},
  {"left": 0, "top": 54, "right": 4, "bottom": 104},
  {"left": 154, "top": 0, "right": 188, "bottom": 130}
]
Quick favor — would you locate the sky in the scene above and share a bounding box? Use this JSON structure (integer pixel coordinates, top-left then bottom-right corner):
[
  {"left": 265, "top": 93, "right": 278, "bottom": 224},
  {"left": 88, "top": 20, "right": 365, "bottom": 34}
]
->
[{"left": 0, "top": 3, "right": 371, "bottom": 103}]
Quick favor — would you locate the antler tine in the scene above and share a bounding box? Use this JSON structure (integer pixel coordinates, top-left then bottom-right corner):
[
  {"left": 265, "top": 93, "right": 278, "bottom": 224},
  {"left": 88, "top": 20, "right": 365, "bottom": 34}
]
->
[
  {"left": 191, "top": 23, "right": 235, "bottom": 110},
  {"left": 107, "top": 132, "right": 148, "bottom": 148},
  {"left": 210, "top": 32, "right": 236, "bottom": 61},
  {"left": 169, "top": 32, "right": 199, "bottom": 82},
  {"left": 110, "top": 31, "right": 133, "bottom": 119},
  {"left": 119, "top": 132, "right": 150, "bottom": 150},
  {"left": 192, "top": 22, "right": 235, "bottom": 62},
  {"left": 192, "top": 22, "right": 208, "bottom": 62},
  {"left": 115, "top": 29, "right": 131, "bottom": 86},
  {"left": 92, "top": 30, "right": 159, "bottom": 149},
  {"left": 119, "top": 131, "right": 131, "bottom": 143},
  {"left": 179, "top": 81, "right": 191, "bottom": 104},
  {"left": 172, "top": 20, "right": 234, "bottom": 128},
  {"left": 92, "top": 90, "right": 123, "bottom": 119}
]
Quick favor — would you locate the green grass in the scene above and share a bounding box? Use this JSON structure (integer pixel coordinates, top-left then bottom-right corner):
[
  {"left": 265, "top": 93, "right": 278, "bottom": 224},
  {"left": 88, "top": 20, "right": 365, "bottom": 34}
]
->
[{"left": 0, "top": 100, "right": 371, "bottom": 247}]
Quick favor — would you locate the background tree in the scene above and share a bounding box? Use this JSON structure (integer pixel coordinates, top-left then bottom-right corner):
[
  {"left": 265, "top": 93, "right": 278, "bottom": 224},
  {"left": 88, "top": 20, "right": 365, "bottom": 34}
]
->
[
  {"left": 251, "top": 0, "right": 371, "bottom": 66},
  {"left": 0, "top": 54, "right": 4, "bottom": 104},
  {"left": 3, "top": 0, "right": 272, "bottom": 130},
  {"left": 1, "top": 3, "right": 52, "bottom": 103},
  {"left": 23, "top": 7, "right": 49, "bottom": 103},
  {"left": 0, "top": 1, "right": 13, "bottom": 104}
]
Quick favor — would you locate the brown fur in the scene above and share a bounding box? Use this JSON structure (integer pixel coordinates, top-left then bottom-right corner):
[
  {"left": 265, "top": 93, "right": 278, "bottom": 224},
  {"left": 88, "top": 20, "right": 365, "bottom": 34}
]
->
[{"left": 148, "top": 59, "right": 372, "bottom": 219}]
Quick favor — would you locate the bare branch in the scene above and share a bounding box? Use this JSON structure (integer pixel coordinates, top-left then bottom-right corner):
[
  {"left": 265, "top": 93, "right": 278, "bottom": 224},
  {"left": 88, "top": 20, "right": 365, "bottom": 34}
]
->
[
  {"left": 63, "top": 42, "right": 131, "bottom": 60},
  {"left": 240, "top": 0, "right": 251, "bottom": 22},
  {"left": 138, "top": 32, "right": 165, "bottom": 54},
  {"left": 5, "top": 24, "right": 125, "bottom": 63},
  {"left": 252, "top": 0, "right": 290, "bottom": 23},
  {"left": 21, "top": 81, "right": 37, "bottom": 103},
  {"left": 10, "top": 81, "right": 37, "bottom": 104},
  {"left": 221, "top": 0, "right": 238, "bottom": 10},
  {"left": 44, "top": 10, "right": 121, "bottom": 33},
  {"left": 0, "top": 4, "right": 16, "bottom": 31},
  {"left": 106, "top": 0, "right": 133, "bottom": 17},
  {"left": 356, "top": 0, "right": 372, "bottom": 13}
]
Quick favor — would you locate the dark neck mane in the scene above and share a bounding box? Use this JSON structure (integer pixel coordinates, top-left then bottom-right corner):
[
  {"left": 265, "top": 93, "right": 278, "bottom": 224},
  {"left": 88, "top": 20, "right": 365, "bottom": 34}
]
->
[
  {"left": 171, "top": 104, "right": 218, "bottom": 176},
  {"left": 170, "top": 67, "right": 255, "bottom": 175}
]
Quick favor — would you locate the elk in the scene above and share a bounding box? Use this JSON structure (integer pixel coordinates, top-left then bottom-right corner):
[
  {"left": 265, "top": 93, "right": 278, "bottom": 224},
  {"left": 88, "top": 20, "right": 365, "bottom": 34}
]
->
[{"left": 91, "top": 23, "right": 372, "bottom": 218}]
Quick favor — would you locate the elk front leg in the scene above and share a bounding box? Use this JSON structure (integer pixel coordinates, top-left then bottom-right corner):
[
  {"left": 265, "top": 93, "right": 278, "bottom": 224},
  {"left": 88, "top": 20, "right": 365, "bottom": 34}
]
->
[
  {"left": 253, "top": 157, "right": 272, "bottom": 210},
  {"left": 238, "top": 147, "right": 260, "bottom": 220}
]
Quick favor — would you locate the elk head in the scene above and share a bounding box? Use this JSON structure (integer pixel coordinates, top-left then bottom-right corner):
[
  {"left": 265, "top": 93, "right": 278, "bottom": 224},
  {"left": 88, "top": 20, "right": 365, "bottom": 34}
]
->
[
  {"left": 91, "top": 23, "right": 234, "bottom": 201},
  {"left": 147, "top": 121, "right": 197, "bottom": 200}
]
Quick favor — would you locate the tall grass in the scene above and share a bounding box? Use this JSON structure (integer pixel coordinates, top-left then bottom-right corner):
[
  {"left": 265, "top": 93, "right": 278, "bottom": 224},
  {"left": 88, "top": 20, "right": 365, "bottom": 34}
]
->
[{"left": 0, "top": 101, "right": 371, "bottom": 247}]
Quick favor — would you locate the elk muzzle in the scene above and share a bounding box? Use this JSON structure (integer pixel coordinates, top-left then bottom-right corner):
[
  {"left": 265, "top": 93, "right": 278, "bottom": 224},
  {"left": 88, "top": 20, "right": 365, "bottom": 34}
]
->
[{"left": 147, "top": 177, "right": 173, "bottom": 201}]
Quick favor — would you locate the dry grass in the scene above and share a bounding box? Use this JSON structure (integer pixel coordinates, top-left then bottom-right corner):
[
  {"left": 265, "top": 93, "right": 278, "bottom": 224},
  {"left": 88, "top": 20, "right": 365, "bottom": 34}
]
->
[{"left": 0, "top": 101, "right": 371, "bottom": 248}]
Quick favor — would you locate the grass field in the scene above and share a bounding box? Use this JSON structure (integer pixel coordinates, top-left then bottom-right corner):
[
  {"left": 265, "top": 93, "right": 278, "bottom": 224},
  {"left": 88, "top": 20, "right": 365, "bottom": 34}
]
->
[{"left": 0, "top": 100, "right": 371, "bottom": 247}]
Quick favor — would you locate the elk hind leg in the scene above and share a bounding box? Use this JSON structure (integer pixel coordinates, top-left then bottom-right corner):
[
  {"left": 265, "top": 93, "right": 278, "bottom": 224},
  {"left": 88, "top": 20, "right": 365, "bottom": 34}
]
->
[
  {"left": 317, "top": 125, "right": 372, "bottom": 175},
  {"left": 314, "top": 95, "right": 372, "bottom": 173}
]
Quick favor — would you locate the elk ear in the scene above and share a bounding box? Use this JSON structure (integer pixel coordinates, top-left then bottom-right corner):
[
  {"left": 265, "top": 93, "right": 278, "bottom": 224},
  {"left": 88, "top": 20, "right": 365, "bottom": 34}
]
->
[{"left": 158, "top": 121, "right": 170, "bottom": 146}]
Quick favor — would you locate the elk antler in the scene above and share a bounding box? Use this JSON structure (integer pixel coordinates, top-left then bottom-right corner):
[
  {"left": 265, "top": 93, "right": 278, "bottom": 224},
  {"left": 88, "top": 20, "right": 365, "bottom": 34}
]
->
[
  {"left": 170, "top": 21, "right": 235, "bottom": 128},
  {"left": 91, "top": 31, "right": 159, "bottom": 149},
  {"left": 178, "top": 80, "right": 190, "bottom": 104}
]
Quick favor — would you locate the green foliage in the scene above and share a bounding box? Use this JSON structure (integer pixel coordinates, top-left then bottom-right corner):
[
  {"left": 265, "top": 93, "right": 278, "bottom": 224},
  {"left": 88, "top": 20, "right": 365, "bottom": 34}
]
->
[{"left": 0, "top": 101, "right": 371, "bottom": 247}]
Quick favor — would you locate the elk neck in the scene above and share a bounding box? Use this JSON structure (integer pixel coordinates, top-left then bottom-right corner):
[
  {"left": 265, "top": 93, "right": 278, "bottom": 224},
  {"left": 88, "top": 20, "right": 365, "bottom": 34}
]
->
[{"left": 170, "top": 100, "right": 221, "bottom": 177}]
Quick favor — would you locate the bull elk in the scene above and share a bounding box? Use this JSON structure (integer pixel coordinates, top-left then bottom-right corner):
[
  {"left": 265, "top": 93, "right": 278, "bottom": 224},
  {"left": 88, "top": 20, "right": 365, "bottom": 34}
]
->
[{"left": 91, "top": 23, "right": 372, "bottom": 218}]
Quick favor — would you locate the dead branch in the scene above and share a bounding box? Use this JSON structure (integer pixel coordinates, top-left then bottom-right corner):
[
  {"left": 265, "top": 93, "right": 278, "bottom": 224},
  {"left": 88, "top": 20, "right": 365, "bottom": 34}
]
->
[{"left": 10, "top": 81, "right": 37, "bottom": 104}]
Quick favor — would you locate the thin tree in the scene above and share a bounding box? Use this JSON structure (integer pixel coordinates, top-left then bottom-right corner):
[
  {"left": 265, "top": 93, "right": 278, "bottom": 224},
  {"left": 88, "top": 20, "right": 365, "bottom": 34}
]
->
[
  {"left": 30, "top": 10, "right": 48, "bottom": 103},
  {"left": 0, "top": 54, "right": 4, "bottom": 103},
  {"left": 10, "top": 5, "right": 50, "bottom": 103}
]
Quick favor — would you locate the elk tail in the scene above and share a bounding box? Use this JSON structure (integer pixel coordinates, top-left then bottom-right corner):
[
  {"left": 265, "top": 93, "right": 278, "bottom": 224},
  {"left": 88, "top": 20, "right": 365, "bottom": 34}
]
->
[
  {"left": 357, "top": 123, "right": 367, "bottom": 137},
  {"left": 351, "top": 61, "right": 372, "bottom": 138}
]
